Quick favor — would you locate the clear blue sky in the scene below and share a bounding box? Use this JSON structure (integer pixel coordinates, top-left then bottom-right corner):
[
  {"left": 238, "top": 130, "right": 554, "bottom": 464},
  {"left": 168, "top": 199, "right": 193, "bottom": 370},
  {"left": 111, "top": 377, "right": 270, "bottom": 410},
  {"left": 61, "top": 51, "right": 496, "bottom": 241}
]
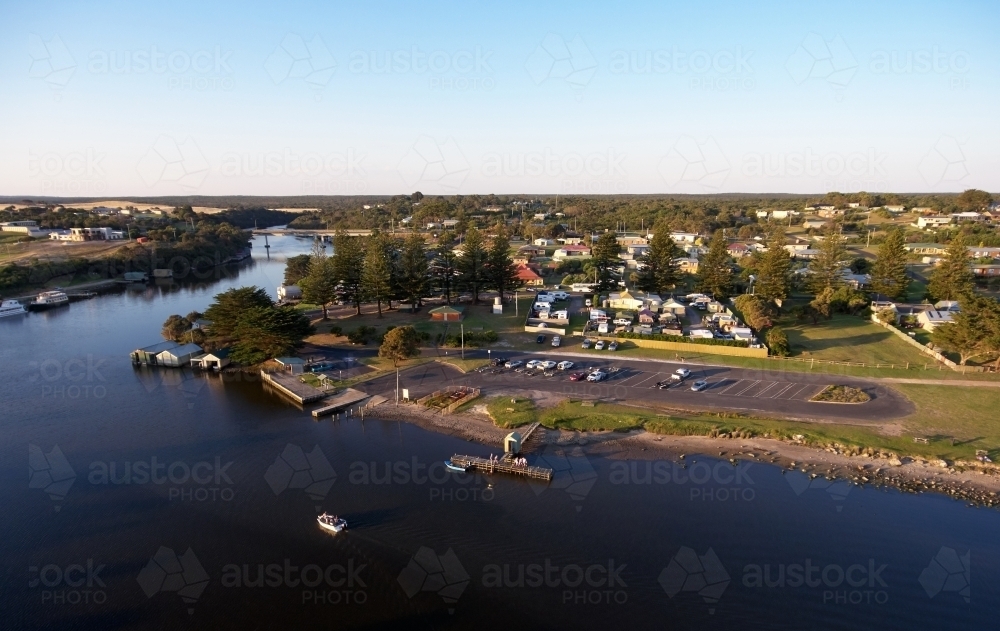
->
[{"left": 1, "top": 0, "right": 997, "bottom": 197}]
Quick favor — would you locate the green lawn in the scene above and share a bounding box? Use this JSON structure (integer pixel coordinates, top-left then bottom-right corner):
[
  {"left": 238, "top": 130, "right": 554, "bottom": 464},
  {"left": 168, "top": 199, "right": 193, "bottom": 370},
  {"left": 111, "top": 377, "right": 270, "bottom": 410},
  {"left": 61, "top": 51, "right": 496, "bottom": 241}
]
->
[{"left": 782, "top": 315, "right": 930, "bottom": 367}]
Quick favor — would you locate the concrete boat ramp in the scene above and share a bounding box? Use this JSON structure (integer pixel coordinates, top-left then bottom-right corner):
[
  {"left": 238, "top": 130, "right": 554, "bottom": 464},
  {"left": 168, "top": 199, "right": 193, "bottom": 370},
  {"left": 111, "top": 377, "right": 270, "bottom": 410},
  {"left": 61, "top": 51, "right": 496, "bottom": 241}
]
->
[{"left": 311, "top": 389, "right": 385, "bottom": 418}]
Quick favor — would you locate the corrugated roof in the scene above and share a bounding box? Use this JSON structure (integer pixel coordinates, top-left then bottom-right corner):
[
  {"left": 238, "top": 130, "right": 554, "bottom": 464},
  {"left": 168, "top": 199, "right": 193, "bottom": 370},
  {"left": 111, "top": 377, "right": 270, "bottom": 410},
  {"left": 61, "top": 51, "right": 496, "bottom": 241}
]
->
[
  {"left": 159, "top": 343, "right": 203, "bottom": 357},
  {"left": 138, "top": 341, "right": 181, "bottom": 354}
]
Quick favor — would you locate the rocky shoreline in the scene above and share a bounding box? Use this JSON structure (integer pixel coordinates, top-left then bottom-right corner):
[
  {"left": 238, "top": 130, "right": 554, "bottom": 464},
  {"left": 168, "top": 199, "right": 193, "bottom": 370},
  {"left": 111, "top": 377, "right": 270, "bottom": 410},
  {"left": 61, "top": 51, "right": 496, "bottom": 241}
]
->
[{"left": 364, "top": 402, "right": 1000, "bottom": 509}]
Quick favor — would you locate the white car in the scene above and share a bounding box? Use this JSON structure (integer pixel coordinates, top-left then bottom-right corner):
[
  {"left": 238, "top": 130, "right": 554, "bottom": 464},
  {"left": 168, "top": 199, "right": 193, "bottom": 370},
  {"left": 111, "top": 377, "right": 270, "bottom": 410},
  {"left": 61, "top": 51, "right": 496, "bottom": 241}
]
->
[
  {"left": 538, "top": 360, "right": 557, "bottom": 370},
  {"left": 551, "top": 336, "right": 562, "bottom": 347},
  {"left": 690, "top": 380, "right": 709, "bottom": 391},
  {"left": 557, "top": 361, "right": 575, "bottom": 370},
  {"left": 595, "top": 340, "right": 606, "bottom": 350},
  {"left": 671, "top": 368, "right": 691, "bottom": 381},
  {"left": 587, "top": 370, "right": 608, "bottom": 382},
  {"left": 525, "top": 359, "right": 542, "bottom": 369}
]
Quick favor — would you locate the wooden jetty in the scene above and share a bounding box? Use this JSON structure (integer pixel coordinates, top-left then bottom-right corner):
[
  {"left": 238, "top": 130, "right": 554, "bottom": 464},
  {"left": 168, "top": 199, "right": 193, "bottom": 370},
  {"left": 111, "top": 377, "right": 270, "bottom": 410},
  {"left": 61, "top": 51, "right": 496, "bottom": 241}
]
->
[
  {"left": 519, "top": 422, "right": 542, "bottom": 444},
  {"left": 450, "top": 454, "right": 553, "bottom": 481},
  {"left": 311, "top": 388, "right": 371, "bottom": 417}
]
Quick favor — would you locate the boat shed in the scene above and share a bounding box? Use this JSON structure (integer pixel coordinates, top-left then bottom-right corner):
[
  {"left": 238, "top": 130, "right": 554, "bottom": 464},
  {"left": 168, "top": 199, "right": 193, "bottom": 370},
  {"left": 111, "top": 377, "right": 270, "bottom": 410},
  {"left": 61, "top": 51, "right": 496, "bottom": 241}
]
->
[
  {"left": 275, "top": 356, "right": 306, "bottom": 375},
  {"left": 191, "top": 348, "right": 231, "bottom": 370},
  {"left": 131, "top": 341, "right": 181, "bottom": 366},
  {"left": 156, "top": 343, "right": 204, "bottom": 367}
]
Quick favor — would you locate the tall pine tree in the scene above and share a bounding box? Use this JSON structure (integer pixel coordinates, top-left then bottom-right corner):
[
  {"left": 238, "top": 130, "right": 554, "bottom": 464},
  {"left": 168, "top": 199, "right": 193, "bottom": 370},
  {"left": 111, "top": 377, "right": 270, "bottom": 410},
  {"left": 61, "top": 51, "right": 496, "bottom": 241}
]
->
[
  {"left": 928, "top": 235, "right": 975, "bottom": 301},
  {"left": 396, "top": 232, "right": 430, "bottom": 312},
  {"left": 756, "top": 230, "right": 792, "bottom": 304},
  {"left": 870, "top": 228, "right": 909, "bottom": 301},
  {"left": 592, "top": 232, "right": 621, "bottom": 292},
  {"left": 332, "top": 231, "right": 366, "bottom": 315},
  {"left": 635, "top": 221, "right": 681, "bottom": 295},
  {"left": 457, "top": 226, "right": 488, "bottom": 304},
  {"left": 696, "top": 230, "right": 733, "bottom": 299},
  {"left": 807, "top": 233, "right": 849, "bottom": 294},
  {"left": 485, "top": 226, "right": 520, "bottom": 302},
  {"left": 298, "top": 239, "right": 338, "bottom": 319},
  {"left": 361, "top": 232, "right": 393, "bottom": 317}
]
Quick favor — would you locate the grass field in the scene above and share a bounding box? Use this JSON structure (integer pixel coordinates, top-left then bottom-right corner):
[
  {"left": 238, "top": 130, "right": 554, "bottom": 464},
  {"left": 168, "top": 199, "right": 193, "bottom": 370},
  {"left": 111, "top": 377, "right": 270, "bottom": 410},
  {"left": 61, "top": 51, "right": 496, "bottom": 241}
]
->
[{"left": 782, "top": 315, "right": 930, "bottom": 366}]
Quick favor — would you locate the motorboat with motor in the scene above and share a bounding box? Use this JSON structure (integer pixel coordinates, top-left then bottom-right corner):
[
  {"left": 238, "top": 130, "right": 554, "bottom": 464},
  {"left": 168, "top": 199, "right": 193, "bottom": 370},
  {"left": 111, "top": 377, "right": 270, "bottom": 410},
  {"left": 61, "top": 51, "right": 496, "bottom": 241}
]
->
[
  {"left": 317, "top": 512, "right": 347, "bottom": 533},
  {"left": 28, "top": 290, "right": 69, "bottom": 311},
  {"left": 445, "top": 460, "right": 469, "bottom": 473},
  {"left": 0, "top": 299, "right": 27, "bottom": 317}
]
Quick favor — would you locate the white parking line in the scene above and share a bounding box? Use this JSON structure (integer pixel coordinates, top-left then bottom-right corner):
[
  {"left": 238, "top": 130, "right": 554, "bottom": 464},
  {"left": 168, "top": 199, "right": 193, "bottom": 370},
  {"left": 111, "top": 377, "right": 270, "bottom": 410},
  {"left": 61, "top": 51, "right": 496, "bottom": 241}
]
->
[
  {"left": 733, "top": 380, "right": 761, "bottom": 396},
  {"left": 780, "top": 383, "right": 811, "bottom": 400},
  {"left": 754, "top": 382, "right": 781, "bottom": 398},
  {"left": 632, "top": 373, "right": 663, "bottom": 388},
  {"left": 766, "top": 383, "right": 797, "bottom": 399},
  {"left": 616, "top": 371, "right": 644, "bottom": 384},
  {"left": 717, "top": 379, "right": 745, "bottom": 395}
]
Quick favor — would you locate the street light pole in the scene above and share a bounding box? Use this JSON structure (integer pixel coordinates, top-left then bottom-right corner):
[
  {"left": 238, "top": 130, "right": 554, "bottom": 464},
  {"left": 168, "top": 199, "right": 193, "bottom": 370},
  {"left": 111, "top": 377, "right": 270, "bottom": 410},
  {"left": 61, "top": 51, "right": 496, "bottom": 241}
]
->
[
  {"left": 461, "top": 323, "right": 465, "bottom": 359},
  {"left": 395, "top": 367, "right": 399, "bottom": 405}
]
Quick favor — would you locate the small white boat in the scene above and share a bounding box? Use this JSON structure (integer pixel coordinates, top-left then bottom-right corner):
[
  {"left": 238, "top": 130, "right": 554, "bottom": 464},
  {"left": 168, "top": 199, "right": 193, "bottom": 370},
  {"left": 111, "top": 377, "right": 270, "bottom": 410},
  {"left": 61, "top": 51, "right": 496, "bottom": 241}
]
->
[
  {"left": 0, "top": 299, "right": 27, "bottom": 318},
  {"left": 317, "top": 512, "right": 347, "bottom": 533},
  {"left": 445, "top": 460, "right": 469, "bottom": 473}
]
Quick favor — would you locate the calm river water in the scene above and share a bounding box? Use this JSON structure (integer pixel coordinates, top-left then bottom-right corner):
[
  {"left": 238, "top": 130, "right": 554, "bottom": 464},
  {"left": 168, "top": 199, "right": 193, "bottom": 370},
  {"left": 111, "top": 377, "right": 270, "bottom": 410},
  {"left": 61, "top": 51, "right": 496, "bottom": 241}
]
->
[{"left": 2, "top": 235, "right": 998, "bottom": 630}]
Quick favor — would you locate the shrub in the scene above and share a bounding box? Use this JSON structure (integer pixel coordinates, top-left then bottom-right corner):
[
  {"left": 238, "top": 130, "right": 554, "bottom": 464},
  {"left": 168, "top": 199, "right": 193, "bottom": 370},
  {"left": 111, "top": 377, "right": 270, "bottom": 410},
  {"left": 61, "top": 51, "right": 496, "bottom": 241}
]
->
[{"left": 766, "top": 327, "right": 790, "bottom": 357}]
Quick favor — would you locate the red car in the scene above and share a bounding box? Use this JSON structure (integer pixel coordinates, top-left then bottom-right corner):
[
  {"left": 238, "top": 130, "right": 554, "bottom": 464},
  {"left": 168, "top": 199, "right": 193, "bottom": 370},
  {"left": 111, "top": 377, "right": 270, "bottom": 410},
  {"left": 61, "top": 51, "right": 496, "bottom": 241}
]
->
[{"left": 569, "top": 372, "right": 587, "bottom": 381}]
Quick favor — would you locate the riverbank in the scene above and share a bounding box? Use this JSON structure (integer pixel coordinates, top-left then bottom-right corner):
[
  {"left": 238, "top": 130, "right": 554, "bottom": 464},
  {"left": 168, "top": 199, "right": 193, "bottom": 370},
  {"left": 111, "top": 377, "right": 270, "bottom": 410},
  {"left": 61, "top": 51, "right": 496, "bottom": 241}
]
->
[{"left": 364, "top": 398, "right": 1000, "bottom": 508}]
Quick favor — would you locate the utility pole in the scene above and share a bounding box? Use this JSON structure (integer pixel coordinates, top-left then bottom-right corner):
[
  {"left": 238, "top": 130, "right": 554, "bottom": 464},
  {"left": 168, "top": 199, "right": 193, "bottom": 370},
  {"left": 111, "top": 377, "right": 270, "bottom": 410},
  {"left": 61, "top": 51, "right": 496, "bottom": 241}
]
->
[
  {"left": 395, "top": 367, "right": 399, "bottom": 405},
  {"left": 461, "top": 323, "right": 465, "bottom": 359}
]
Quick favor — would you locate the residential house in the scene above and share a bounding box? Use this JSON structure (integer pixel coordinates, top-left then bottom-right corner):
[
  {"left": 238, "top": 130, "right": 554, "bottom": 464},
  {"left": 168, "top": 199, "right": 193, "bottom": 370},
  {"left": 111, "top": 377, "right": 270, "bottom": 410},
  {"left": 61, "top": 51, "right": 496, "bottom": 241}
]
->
[
  {"left": 910, "top": 207, "right": 933, "bottom": 214},
  {"left": 916, "top": 216, "right": 951, "bottom": 229},
  {"left": 917, "top": 309, "right": 955, "bottom": 330},
  {"left": 533, "top": 213, "right": 550, "bottom": 220},
  {"left": 519, "top": 245, "right": 546, "bottom": 257},
  {"left": 442, "top": 219, "right": 460, "bottom": 228},
  {"left": 934, "top": 300, "right": 961, "bottom": 312},
  {"left": 533, "top": 238, "right": 556, "bottom": 246},
  {"left": 770, "top": 210, "right": 800, "bottom": 220},
  {"left": 512, "top": 255, "right": 532, "bottom": 266},
  {"left": 968, "top": 246, "right": 1000, "bottom": 259},
  {"left": 661, "top": 298, "right": 686, "bottom": 316},
  {"left": 669, "top": 232, "right": 699, "bottom": 244},
  {"left": 675, "top": 257, "right": 699, "bottom": 273},
  {"left": 785, "top": 247, "right": 820, "bottom": 260},
  {"left": 515, "top": 265, "right": 544, "bottom": 286},
  {"left": 803, "top": 220, "right": 827, "bottom": 230},
  {"left": 638, "top": 309, "right": 656, "bottom": 324},
  {"left": 558, "top": 237, "right": 584, "bottom": 245},
  {"left": 627, "top": 244, "right": 650, "bottom": 257},
  {"left": 727, "top": 243, "right": 750, "bottom": 258},
  {"left": 553, "top": 244, "right": 592, "bottom": 260},
  {"left": 426, "top": 222, "right": 441, "bottom": 230},
  {"left": 951, "top": 212, "right": 984, "bottom": 223},
  {"left": 756, "top": 210, "right": 769, "bottom": 219},
  {"left": 817, "top": 207, "right": 846, "bottom": 218},
  {"left": 884, "top": 205, "right": 907, "bottom": 213},
  {"left": 607, "top": 290, "right": 644, "bottom": 311}
]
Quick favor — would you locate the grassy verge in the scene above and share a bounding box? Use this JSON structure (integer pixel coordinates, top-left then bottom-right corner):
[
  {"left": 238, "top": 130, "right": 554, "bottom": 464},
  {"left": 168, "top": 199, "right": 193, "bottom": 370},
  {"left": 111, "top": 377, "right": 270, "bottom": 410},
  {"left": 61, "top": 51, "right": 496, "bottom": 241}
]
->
[{"left": 479, "top": 386, "right": 1000, "bottom": 462}]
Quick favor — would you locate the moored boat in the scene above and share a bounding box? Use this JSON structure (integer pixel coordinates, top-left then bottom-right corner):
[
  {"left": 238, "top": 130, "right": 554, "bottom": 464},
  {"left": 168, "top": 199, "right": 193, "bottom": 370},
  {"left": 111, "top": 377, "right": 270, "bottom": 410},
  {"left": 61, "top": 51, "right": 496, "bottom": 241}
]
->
[
  {"left": 445, "top": 460, "right": 469, "bottom": 473},
  {"left": 29, "top": 291, "right": 70, "bottom": 311},
  {"left": 0, "top": 299, "right": 28, "bottom": 317}
]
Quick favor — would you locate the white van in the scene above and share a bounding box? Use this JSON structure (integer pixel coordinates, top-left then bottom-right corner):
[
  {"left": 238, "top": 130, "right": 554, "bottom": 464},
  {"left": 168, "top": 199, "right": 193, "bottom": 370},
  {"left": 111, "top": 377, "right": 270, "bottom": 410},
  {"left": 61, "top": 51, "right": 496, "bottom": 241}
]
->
[
  {"left": 549, "top": 291, "right": 570, "bottom": 300},
  {"left": 597, "top": 322, "right": 610, "bottom": 334},
  {"left": 535, "top": 294, "right": 556, "bottom": 304}
]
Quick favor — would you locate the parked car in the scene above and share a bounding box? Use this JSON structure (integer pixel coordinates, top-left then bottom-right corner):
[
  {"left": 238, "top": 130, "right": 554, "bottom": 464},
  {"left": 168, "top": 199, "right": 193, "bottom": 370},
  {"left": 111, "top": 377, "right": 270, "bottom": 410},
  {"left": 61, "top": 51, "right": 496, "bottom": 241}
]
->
[
  {"left": 608, "top": 341, "right": 619, "bottom": 351},
  {"left": 557, "top": 361, "right": 575, "bottom": 370},
  {"left": 537, "top": 322, "right": 548, "bottom": 328},
  {"left": 538, "top": 360, "right": 557, "bottom": 370},
  {"left": 671, "top": 368, "right": 692, "bottom": 382},
  {"left": 504, "top": 360, "right": 523, "bottom": 369},
  {"left": 595, "top": 340, "right": 605, "bottom": 350},
  {"left": 587, "top": 370, "right": 608, "bottom": 382},
  {"left": 490, "top": 357, "right": 507, "bottom": 366},
  {"left": 690, "top": 380, "right": 709, "bottom": 391},
  {"left": 536, "top": 334, "right": 546, "bottom": 343},
  {"left": 581, "top": 339, "right": 592, "bottom": 349},
  {"left": 551, "top": 336, "right": 561, "bottom": 347},
  {"left": 526, "top": 359, "right": 542, "bottom": 369},
  {"left": 569, "top": 371, "right": 587, "bottom": 381}
]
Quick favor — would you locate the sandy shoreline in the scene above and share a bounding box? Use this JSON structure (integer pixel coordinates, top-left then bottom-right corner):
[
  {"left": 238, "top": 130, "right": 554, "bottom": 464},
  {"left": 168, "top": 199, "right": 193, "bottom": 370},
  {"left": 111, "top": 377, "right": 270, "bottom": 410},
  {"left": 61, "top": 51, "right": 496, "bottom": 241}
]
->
[{"left": 365, "top": 401, "right": 1000, "bottom": 508}]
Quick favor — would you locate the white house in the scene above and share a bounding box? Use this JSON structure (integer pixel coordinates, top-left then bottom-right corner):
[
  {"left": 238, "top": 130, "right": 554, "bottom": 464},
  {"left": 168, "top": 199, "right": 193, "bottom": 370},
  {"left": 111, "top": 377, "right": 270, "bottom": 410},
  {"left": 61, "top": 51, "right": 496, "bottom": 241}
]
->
[
  {"left": 533, "top": 238, "right": 556, "bottom": 246},
  {"left": 917, "top": 309, "right": 955, "bottom": 330},
  {"left": 277, "top": 285, "right": 302, "bottom": 301},
  {"left": 917, "top": 216, "right": 952, "bottom": 229},
  {"left": 442, "top": 219, "right": 460, "bottom": 228},
  {"left": 951, "top": 212, "right": 984, "bottom": 223}
]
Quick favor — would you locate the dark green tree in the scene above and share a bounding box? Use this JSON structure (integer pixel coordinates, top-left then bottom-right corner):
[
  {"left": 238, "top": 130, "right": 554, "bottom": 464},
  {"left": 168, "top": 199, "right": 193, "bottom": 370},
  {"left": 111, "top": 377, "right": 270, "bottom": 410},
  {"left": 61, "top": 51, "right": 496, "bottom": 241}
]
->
[
  {"left": 396, "top": 232, "right": 430, "bottom": 312},
  {"left": 203, "top": 286, "right": 273, "bottom": 337},
  {"left": 755, "top": 231, "right": 792, "bottom": 304},
  {"left": 230, "top": 306, "right": 314, "bottom": 365},
  {"left": 635, "top": 221, "right": 681, "bottom": 295},
  {"left": 591, "top": 232, "right": 621, "bottom": 292},
  {"left": 362, "top": 232, "right": 393, "bottom": 317},
  {"left": 283, "top": 254, "right": 312, "bottom": 286},
  {"left": 485, "top": 226, "right": 520, "bottom": 302},
  {"left": 299, "top": 240, "right": 338, "bottom": 319},
  {"left": 928, "top": 235, "right": 974, "bottom": 301},
  {"left": 378, "top": 325, "right": 423, "bottom": 366},
  {"left": 696, "top": 230, "right": 733, "bottom": 299},
  {"left": 870, "top": 228, "right": 909, "bottom": 300},
  {"left": 331, "top": 231, "right": 365, "bottom": 315},
  {"left": 807, "top": 234, "right": 849, "bottom": 294},
  {"left": 457, "top": 226, "right": 488, "bottom": 304}
]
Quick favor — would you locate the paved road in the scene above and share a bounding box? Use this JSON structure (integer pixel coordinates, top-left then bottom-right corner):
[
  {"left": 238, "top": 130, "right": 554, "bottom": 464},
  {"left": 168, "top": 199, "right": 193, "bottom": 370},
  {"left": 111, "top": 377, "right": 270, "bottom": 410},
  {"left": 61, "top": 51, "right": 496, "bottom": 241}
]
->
[{"left": 354, "top": 350, "right": 914, "bottom": 422}]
